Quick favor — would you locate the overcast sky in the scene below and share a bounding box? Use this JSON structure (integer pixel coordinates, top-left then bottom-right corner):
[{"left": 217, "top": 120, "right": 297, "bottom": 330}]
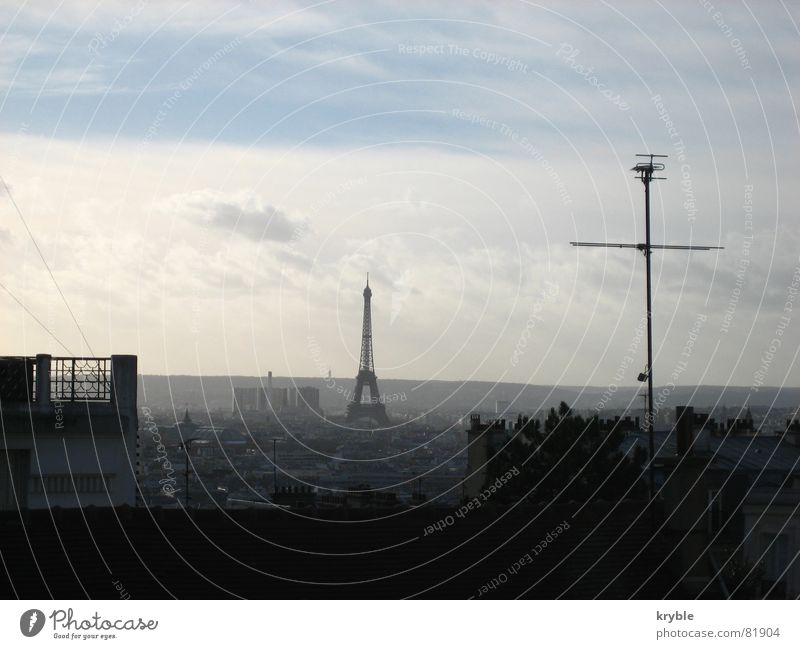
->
[{"left": 1, "top": 0, "right": 798, "bottom": 390}]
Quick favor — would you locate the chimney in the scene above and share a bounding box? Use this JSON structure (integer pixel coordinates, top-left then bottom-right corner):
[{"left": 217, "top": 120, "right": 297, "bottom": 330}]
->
[
  {"left": 675, "top": 406, "right": 694, "bottom": 456},
  {"left": 35, "top": 354, "right": 51, "bottom": 406},
  {"left": 268, "top": 371, "right": 273, "bottom": 391},
  {"left": 786, "top": 419, "right": 800, "bottom": 447}
]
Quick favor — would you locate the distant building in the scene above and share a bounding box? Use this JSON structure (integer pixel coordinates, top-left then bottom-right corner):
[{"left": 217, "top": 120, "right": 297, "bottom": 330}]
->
[
  {"left": 256, "top": 386, "right": 270, "bottom": 411},
  {"left": 177, "top": 407, "right": 196, "bottom": 439},
  {"left": 464, "top": 414, "right": 508, "bottom": 499},
  {"left": 272, "top": 485, "right": 317, "bottom": 508},
  {"left": 295, "top": 386, "right": 320, "bottom": 412},
  {"left": 250, "top": 370, "right": 288, "bottom": 412},
  {"left": 267, "top": 387, "right": 288, "bottom": 411},
  {"left": 598, "top": 414, "right": 641, "bottom": 434},
  {"left": 630, "top": 405, "right": 800, "bottom": 597},
  {"left": 723, "top": 407, "right": 756, "bottom": 436},
  {"left": 786, "top": 416, "right": 800, "bottom": 446},
  {"left": 232, "top": 386, "right": 258, "bottom": 413},
  {"left": 0, "top": 354, "right": 138, "bottom": 509},
  {"left": 252, "top": 383, "right": 321, "bottom": 414}
]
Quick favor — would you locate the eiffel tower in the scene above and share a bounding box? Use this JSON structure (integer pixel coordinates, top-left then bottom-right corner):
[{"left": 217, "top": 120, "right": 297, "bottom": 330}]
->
[{"left": 346, "top": 274, "right": 390, "bottom": 426}]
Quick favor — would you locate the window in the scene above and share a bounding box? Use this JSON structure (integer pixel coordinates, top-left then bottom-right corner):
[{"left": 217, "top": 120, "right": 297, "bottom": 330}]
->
[{"left": 30, "top": 474, "right": 114, "bottom": 494}]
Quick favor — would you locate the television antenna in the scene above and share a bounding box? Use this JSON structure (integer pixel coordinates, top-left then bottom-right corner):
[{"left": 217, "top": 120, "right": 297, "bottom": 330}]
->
[{"left": 571, "top": 154, "right": 723, "bottom": 500}]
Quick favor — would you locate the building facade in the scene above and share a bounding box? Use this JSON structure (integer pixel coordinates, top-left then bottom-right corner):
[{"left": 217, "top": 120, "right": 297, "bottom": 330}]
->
[
  {"left": 464, "top": 414, "right": 509, "bottom": 499},
  {"left": 0, "top": 354, "right": 138, "bottom": 509}
]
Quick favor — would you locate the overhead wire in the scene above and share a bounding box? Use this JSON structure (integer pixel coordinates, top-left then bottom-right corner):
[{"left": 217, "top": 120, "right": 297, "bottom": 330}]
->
[
  {"left": 0, "top": 279, "right": 73, "bottom": 354},
  {"left": 0, "top": 174, "right": 94, "bottom": 356}
]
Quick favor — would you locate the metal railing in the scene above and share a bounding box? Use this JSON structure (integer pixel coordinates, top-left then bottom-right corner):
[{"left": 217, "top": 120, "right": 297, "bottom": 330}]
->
[{"left": 50, "top": 357, "right": 111, "bottom": 402}]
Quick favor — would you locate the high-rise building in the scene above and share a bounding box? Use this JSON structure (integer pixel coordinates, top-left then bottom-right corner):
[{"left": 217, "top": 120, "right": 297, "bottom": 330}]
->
[
  {"left": 232, "top": 386, "right": 258, "bottom": 413},
  {"left": 296, "top": 386, "right": 320, "bottom": 412},
  {"left": 268, "top": 387, "right": 288, "bottom": 411}
]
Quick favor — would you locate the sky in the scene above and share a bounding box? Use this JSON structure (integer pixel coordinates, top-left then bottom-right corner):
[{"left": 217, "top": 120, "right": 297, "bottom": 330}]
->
[{"left": 0, "top": 0, "right": 799, "bottom": 390}]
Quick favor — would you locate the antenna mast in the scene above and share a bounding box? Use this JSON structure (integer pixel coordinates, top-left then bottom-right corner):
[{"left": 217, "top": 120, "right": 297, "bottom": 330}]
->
[{"left": 571, "top": 154, "right": 723, "bottom": 501}]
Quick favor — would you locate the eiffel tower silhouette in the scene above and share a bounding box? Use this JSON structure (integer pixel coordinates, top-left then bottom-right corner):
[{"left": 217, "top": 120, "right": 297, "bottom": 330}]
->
[{"left": 346, "top": 274, "right": 390, "bottom": 426}]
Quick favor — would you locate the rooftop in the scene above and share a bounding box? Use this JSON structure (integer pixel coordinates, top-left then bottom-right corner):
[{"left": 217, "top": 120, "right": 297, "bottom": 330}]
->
[
  {"left": 626, "top": 430, "right": 800, "bottom": 473},
  {"left": 0, "top": 353, "right": 137, "bottom": 418}
]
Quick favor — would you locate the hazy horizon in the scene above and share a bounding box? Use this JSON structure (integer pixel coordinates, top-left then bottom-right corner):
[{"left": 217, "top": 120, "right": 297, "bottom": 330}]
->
[{"left": 140, "top": 372, "right": 798, "bottom": 391}]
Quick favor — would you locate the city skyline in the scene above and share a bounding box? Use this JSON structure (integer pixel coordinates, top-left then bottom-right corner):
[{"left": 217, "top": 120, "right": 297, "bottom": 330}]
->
[
  {"left": 3, "top": 1, "right": 800, "bottom": 609},
  {"left": 0, "top": 1, "right": 798, "bottom": 390}
]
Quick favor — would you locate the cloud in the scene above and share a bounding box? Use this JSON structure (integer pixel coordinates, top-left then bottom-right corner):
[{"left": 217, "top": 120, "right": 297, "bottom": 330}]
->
[{"left": 161, "top": 189, "right": 306, "bottom": 242}]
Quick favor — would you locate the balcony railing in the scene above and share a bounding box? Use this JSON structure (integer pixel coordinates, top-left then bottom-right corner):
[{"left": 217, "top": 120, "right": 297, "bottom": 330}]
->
[
  {"left": 0, "top": 356, "right": 113, "bottom": 403},
  {"left": 0, "top": 353, "right": 138, "bottom": 418},
  {"left": 49, "top": 357, "right": 111, "bottom": 402}
]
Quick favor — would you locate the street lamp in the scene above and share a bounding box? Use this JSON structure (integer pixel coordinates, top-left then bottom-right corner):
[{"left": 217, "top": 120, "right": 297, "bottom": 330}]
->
[
  {"left": 177, "top": 437, "right": 201, "bottom": 509},
  {"left": 270, "top": 437, "right": 284, "bottom": 497}
]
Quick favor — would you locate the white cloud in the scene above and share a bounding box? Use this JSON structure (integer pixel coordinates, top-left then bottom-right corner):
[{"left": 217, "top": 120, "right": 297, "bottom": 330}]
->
[{"left": 158, "top": 188, "right": 305, "bottom": 242}]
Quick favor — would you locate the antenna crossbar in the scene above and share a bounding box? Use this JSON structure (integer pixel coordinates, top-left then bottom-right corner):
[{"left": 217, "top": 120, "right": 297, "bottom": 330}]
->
[{"left": 570, "top": 242, "right": 723, "bottom": 251}]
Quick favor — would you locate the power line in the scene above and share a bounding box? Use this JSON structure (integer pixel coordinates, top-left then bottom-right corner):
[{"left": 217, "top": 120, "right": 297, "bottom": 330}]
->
[
  {"left": 0, "top": 279, "right": 73, "bottom": 354},
  {"left": 0, "top": 175, "right": 94, "bottom": 355}
]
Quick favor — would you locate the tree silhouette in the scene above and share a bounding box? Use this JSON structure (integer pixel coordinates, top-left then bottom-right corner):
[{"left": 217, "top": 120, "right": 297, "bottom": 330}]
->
[{"left": 487, "top": 402, "right": 646, "bottom": 504}]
